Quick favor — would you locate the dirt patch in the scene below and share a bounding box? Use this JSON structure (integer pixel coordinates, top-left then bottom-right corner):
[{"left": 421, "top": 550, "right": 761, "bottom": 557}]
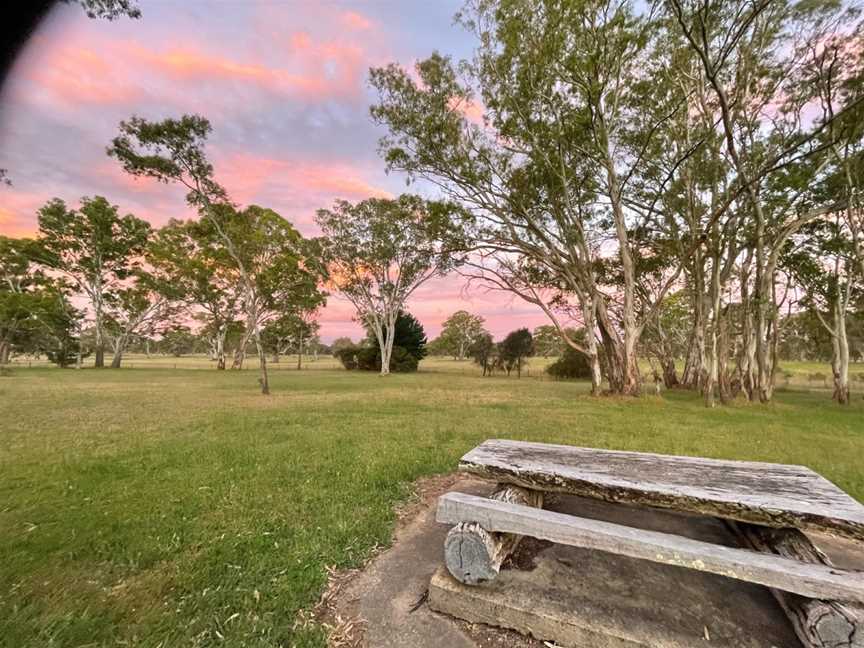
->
[{"left": 302, "top": 472, "right": 545, "bottom": 648}]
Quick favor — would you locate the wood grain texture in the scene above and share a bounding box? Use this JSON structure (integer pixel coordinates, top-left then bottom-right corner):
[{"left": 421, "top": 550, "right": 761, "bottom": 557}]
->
[
  {"left": 727, "top": 522, "right": 864, "bottom": 648},
  {"left": 437, "top": 492, "right": 864, "bottom": 603},
  {"left": 459, "top": 439, "right": 864, "bottom": 541},
  {"left": 443, "top": 485, "right": 543, "bottom": 585}
]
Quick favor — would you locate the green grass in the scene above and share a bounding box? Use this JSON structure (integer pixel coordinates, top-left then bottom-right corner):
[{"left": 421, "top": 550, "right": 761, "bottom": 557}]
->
[{"left": 1, "top": 361, "right": 862, "bottom": 647}]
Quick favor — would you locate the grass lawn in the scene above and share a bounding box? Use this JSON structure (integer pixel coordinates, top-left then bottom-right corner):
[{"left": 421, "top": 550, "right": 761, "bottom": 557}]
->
[{"left": 1, "top": 361, "right": 862, "bottom": 647}]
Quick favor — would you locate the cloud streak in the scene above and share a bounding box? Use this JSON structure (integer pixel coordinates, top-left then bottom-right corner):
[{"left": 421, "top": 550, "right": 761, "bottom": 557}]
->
[{"left": 0, "top": 0, "right": 555, "bottom": 342}]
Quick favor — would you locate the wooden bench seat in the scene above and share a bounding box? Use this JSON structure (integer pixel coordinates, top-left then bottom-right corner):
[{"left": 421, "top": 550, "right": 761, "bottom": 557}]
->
[
  {"left": 459, "top": 439, "right": 864, "bottom": 541},
  {"left": 437, "top": 491, "right": 864, "bottom": 603}
]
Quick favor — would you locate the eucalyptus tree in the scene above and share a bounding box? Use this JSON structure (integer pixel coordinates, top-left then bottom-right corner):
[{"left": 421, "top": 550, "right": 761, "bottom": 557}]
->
[
  {"left": 499, "top": 328, "right": 534, "bottom": 378},
  {"left": 667, "top": 0, "right": 864, "bottom": 402},
  {"left": 469, "top": 332, "right": 496, "bottom": 376},
  {"left": 36, "top": 196, "right": 150, "bottom": 367},
  {"left": 438, "top": 310, "right": 486, "bottom": 360},
  {"left": 532, "top": 325, "right": 565, "bottom": 359},
  {"left": 108, "top": 115, "right": 324, "bottom": 394},
  {"left": 370, "top": 0, "right": 703, "bottom": 395},
  {"left": 216, "top": 205, "right": 325, "bottom": 381},
  {"left": 315, "top": 195, "right": 463, "bottom": 375},
  {"left": 148, "top": 219, "right": 241, "bottom": 370},
  {"left": 262, "top": 311, "right": 321, "bottom": 368},
  {"left": 0, "top": 237, "right": 43, "bottom": 364},
  {"left": 104, "top": 270, "right": 178, "bottom": 368},
  {"left": 784, "top": 219, "right": 861, "bottom": 403}
]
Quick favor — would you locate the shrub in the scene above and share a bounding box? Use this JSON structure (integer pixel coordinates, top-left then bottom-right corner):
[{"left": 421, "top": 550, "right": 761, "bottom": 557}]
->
[
  {"left": 334, "top": 345, "right": 360, "bottom": 370},
  {"left": 390, "top": 346, "right": 419, "bottom": 372},
  {"left": 546, "top": 346, "right": 592, "bottom": 380},
  {"left": 354, "top": 345, "right": 418, "bottom": 373},
  {"left": 356, "top": 346, "right": 380, "bottom": 371}
]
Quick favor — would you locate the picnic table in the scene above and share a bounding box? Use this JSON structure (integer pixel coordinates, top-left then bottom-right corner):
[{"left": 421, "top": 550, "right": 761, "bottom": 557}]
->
[{"left": 437, "top": 440, "right": 864, "bottom": 648}]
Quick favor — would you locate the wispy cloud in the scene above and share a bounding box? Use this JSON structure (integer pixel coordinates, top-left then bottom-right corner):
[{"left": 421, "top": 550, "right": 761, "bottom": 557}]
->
[{"left": 0, "top": 0, "right": 551, "bottom": 341}]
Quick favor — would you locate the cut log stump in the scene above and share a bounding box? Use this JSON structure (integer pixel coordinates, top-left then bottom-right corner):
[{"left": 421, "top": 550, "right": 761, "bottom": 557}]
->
[
  {"left": 728, "top": 522, "right": 864, "bottom": 648},
  {"left": 443, "top": 484, "right": 542, "bottom": 585}
]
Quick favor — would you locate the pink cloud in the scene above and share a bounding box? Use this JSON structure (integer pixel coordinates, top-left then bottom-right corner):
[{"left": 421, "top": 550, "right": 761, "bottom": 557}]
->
[
  {"left": 214, "top": 152, "right": 393, "bottom": 216},
  {"left": 341, "top": 11, "right": 374, "bottom": 31},
  {"left": 13, "top": 45, "right": 142, "bottom": 107},
  {"left": 448, "top": 96, "right": 486, "bottom": 126},
  {"left": 0, "top": 189, "right": 48, "bottom": 238},
  {"left": 142, "top": 48, "right": 334, "bottom": 99}
]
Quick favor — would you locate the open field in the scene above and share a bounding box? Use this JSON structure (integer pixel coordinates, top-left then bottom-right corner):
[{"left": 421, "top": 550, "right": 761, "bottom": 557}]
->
[
  {"left": 8, "top": 353, "right": 864, "bottom": 390},
  {"left": 1, "top": 362, "right": 863, "bottom": 647}
]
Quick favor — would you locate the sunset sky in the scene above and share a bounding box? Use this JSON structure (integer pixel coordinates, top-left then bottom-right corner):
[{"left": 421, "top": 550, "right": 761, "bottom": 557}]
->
[{"left": 0, "top": 0, "right": 554, "bottom": 341}]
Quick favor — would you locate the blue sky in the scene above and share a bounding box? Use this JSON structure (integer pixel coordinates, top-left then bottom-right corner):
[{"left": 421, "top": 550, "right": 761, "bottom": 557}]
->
[{"left": 0, "top": 0, "right": 553, "bottom": 341}]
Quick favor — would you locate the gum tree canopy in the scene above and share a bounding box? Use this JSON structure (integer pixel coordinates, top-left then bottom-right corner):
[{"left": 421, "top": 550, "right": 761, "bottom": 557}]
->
[
  {"left": 36, "top": 196, "right": 151, "bottom": 368},
  {"left": 370, "top": 0, "right": 864, "bottom": 399},
  {"left": 108, "top": 115, "right": 324, "bottom": 394},
  {"left": 315, "top": 195, "right": 465, "bottom": 375}
]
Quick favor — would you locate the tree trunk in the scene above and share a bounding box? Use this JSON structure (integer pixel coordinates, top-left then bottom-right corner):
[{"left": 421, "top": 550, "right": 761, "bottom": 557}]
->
[
  {"left": 254, "top": 327, "right": 269, "bottom": 395},
  {"left": 378, "top": 312, "right": 397, "bottom": 376},
  {"left": 216, "top": 327, "right": 226, "bottom": 370},
  {"left": 584, "top": 296, "right": 602, "bottom": 395},
  {"left": 727, "top": 522, "right": 864, "bottom": 648},
  {"left": 0, "top": 340, "right": 10, "bottom": 365},
  {"left": 704, "top": 254, "right": 722, "bottom": 408},
  {"left": 717, "top": 308, "right": 733, "bottom": 404},
  {"left": 682, "top": 264, "right": 706, "bottom": 391},
  {"left": 622, "top": 338, "right": 641, "bottom": 396},
  {"left": 232, "top": 327, "right": 253, "bottom": 370},
  {"left": 110, "top": 337, "right": 127, "bottom": 368},
  {"left": 297, "top": 334, "right": 303, "bottom": 370},
  {"left": 443, "top": 485, "right": 543, "bottom": 585},
  {"left": 739, "top": 257, "right": 758, "bottom": 402},
  {"left": 832, "top": 298, "right": 850, "bottom": 405},
  {"left": 93, "top": 288, "right": 105, "bottom": 368},
  {"left": 596, "top": 298, "right": 628, "bottom": 395}
]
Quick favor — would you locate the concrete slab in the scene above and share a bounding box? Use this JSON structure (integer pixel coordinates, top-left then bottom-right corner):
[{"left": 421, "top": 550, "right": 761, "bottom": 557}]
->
[
  {"left": 326, "top": 473, "right": 862, "bottom": 648},
  {"left": 326, "top": 474, "right": 539, "bottom": 648},
  {"left": 430, "top": 493, "right": 805, "bottom": 648}
]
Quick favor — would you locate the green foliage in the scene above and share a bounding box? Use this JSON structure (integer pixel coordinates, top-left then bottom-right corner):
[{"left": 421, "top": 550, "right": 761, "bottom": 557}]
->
[
  {"left": 366, "top": 312, "right": 427, "bottom": 362},
  {"left": 499, "top": 328, "right": 534, "bottom": 377},
  {"left": 64, "top": 0, "right": 141, "bottom": 19},
  {"left": 437, "top": 310, "right": 486, "bottom": 359},
  {"left": 532, "top": 325, "right": 565, "bottom": 358},
  {"left": 468, "top": 332, "right": 496, "bottom": 375},
  {"left": 37, "top": 196, "right": 151, "bottom": 284},
  {"left": 315, "top": 195, "right": 465, "bottom": 298},
  {"left": 314, "top": 195, "right": 463, "bottom": 374},
  {"left": 547, "top": 345, "right": 592, "bottom": 380},
  {"left": 330, "top": 337, "right": 354, "bottom": 354},
  {"left": 109, "top": 115, "right": 227, "bottom": 208},
  {"left": 341, "top": 313, "right": 429, "bottom": 373},
  {"left": 159, "top": 326, "right": 198, "bottom": 357},
  {"left": 147, "top": 218, "right": 241, "bottom": 339},
  {"left": 35, "top": 196, "right": 152, "bottom": 366},
  {"left": 334, "top": 344, "right": 361, "bottom": 370}
]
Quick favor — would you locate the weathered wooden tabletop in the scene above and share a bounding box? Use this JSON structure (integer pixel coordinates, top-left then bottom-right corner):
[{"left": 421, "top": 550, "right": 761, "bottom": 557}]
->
[{"left": 459, "top": 439, "right": 864, "bottom": 542}]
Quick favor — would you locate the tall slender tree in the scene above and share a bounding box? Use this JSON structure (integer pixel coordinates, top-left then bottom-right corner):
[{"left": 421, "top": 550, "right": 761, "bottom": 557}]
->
[
  {"left": 315, "top": 195, "right": 463, "bottom": 375},
  {"left": 36, "top": 196, "right": 150, "bottom": 367},
  {"left": 108, "top": 115, "right": 323, "bottom": 393}
]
